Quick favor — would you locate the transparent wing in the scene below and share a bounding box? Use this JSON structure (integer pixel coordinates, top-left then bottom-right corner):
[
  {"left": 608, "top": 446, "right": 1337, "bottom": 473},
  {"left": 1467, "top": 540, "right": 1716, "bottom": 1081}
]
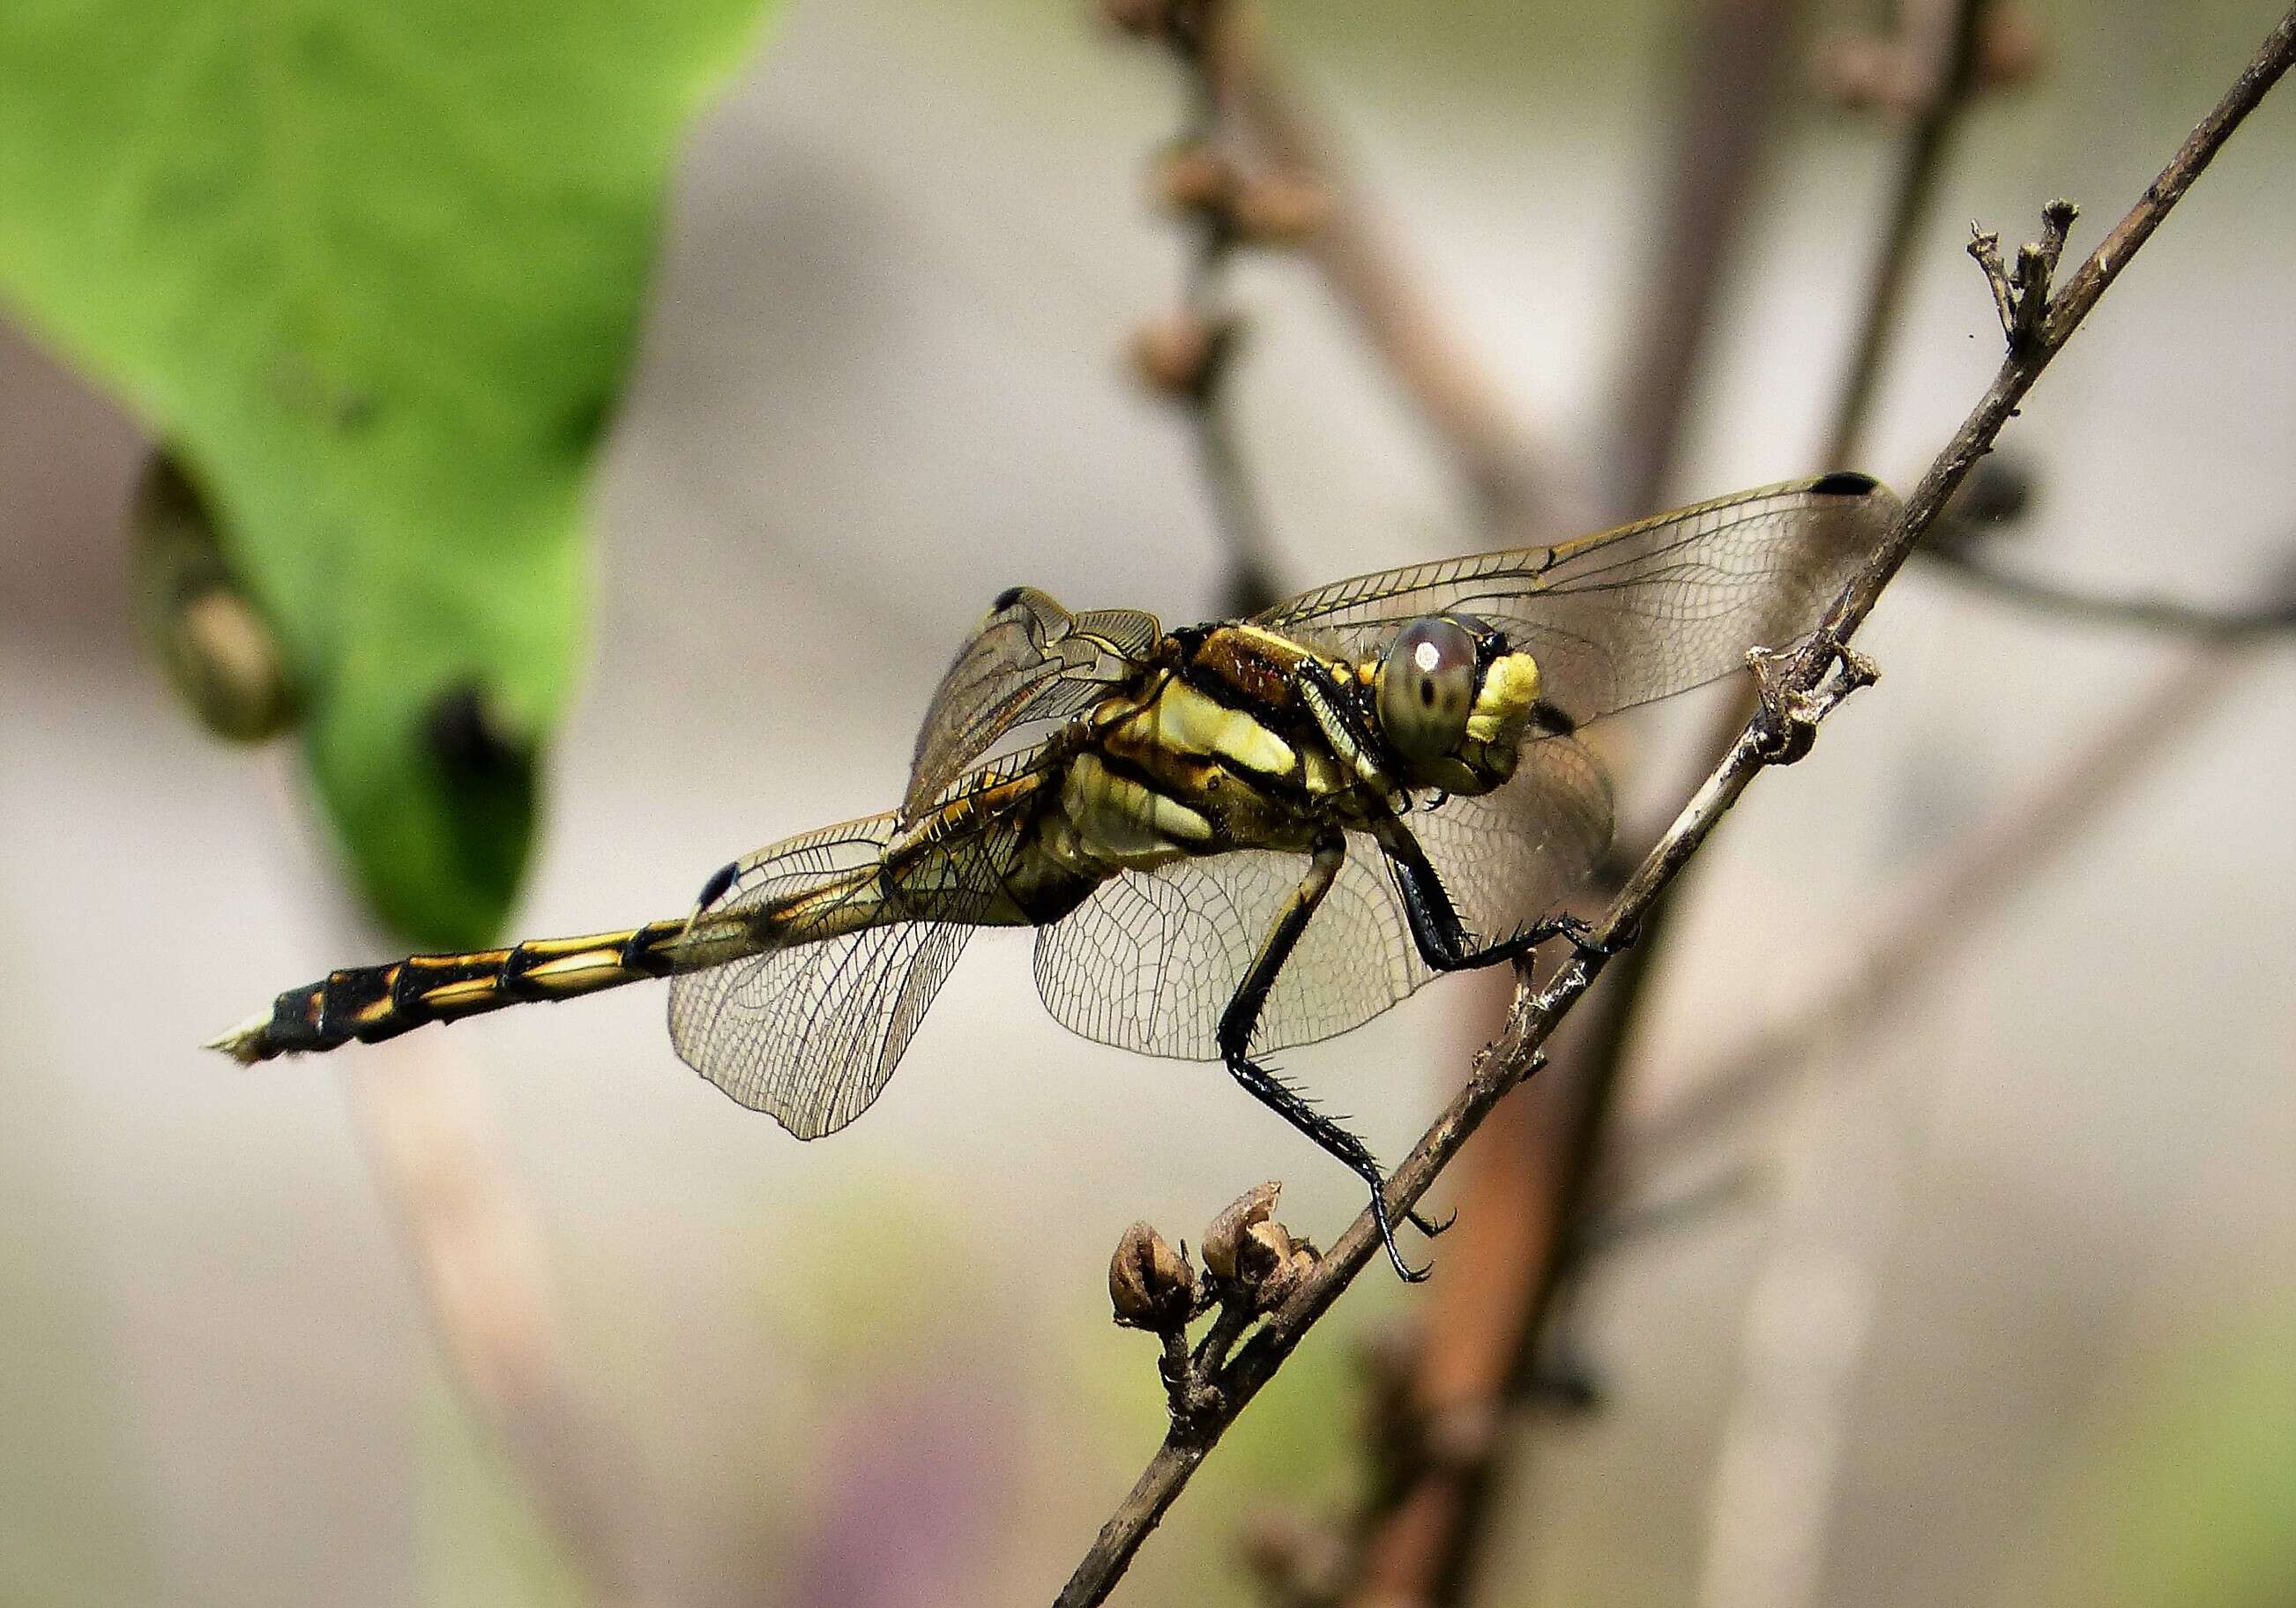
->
[
  {"left": 905, "top": 586, "right": 1161, "bottom": 822},
  {"left": 1255, "top": 475, "right": 1897, "bottom": 726},
  {"left": 1407, "top": 733, "right": 1614, "bottom": 948},
  {"left": 667, "top": 810, "right": 1017, "bottom": 1138},
  {"left": 1031, "top": 733, "right": 1614, "bottom": 1061},
  {"left": 1032, "top": 845, "right": 1414, "bottom": 1061}
]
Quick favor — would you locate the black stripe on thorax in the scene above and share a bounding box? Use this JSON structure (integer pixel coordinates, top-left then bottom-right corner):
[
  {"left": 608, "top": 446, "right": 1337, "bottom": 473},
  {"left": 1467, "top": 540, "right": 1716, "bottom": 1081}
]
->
[
  {"left": 1162, "top": 662, "right": 1332, "bottom": 790},
  {"left": 1086, "top": 744, "right": 1198, "bottom": 803},
  {"left": 1094, "top": 709, "right": 1331, "bottom": 823}
]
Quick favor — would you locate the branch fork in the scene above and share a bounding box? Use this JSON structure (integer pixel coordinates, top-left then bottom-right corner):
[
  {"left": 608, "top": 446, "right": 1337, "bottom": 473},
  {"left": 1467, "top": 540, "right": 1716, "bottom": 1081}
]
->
[
  {"left": 1749, "top": 637, "right": 1882, "bottom": 764},
  {"left": 1969, "top": 197, "right": 2081, "bottom": 348}
]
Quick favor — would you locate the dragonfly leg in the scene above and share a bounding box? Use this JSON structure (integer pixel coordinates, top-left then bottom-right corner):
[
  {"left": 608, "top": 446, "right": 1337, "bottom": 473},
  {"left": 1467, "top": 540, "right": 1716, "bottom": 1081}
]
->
[
  {"left": 1375, "top": 813, "right": 1624, "bottom": 973},
  {"left": 1215, "top": 835, "right": 1436, "bottom": 1282}
]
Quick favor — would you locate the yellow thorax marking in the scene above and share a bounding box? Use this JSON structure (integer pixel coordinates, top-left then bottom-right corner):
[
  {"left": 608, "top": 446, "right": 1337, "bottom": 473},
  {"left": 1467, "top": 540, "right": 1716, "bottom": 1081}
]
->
[
  {"left": 1063, "top": 752, "right": 1213, "bottom": 864},
  {"left": 1144, "top": 678, "right": 1298, "bottom": 777}
]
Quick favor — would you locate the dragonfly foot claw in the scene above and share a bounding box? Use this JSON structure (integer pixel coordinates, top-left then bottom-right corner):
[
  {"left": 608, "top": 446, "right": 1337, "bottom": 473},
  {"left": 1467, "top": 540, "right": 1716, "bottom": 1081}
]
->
[
  {"left": 1369, "top": 1188, "right": 1436, "bottom": 1281},
  {"left": 1408, "top": 1203, "right": 1457, "bottom": 1238},
  {"left": 1548, "top": 913, "right": 1632, "bottom": 959}
]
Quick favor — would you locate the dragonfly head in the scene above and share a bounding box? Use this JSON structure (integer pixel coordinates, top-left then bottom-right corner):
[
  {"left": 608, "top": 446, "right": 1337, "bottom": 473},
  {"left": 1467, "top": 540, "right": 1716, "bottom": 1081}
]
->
[{"left": 1371, "top": 614, "right": 1542, "bottom": 795}]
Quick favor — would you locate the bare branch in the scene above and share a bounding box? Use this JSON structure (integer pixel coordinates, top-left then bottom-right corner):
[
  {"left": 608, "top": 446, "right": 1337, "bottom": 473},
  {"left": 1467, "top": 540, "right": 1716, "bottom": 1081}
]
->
[{"left": 1054, "top": 9, "right": 2296, "bottom": 1598}]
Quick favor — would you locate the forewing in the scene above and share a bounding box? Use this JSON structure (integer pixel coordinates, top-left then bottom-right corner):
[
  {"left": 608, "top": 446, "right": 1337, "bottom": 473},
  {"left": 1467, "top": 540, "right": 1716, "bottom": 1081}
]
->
[
  {"left": 1256, "top": 475, "right": 1898, "bottom": 726},
  {"left": 1033, "top": 845, "right": 1419, "bottom": 1061},
  {"left": 905, "top": 587, "right": 1161, "bottom": 822},
  {"left": 667, "top": 811, "right": 1011, "bottom": 1138}
]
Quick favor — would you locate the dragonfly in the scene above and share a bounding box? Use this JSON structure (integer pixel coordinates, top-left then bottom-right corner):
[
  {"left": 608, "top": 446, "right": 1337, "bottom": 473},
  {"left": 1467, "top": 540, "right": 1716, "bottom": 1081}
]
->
[{"left": 211, "top": 473, "right": 1897, "bottom": 1278}]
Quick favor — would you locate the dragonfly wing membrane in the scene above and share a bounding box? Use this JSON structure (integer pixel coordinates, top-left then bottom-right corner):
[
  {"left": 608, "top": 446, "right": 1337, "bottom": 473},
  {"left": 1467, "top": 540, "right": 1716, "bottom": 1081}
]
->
[
  {"left": 667, "top": 810, "right": 1011, "bottom": 1138},
  {"left": 1034, "top": 733, "right": 1614, "bottom": 1061},
  {"left": 905, "top": 587, "right": 1161, "bottom": 822},
  {"left": 1035, "top": 845, "right": 1424, "bottom": 1061},
  {"left": 1406, "top": 733, "right": 1614, "bottom": 951},
  {"left": 1256, "top": 475, "right": 1898, "bottom": 726}
]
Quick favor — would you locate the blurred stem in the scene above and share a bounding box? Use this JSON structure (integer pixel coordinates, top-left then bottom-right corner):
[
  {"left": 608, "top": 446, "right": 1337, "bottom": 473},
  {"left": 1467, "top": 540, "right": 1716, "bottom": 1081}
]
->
[
  {"left": 1823, "top": 0, "right": 1994, "bottom": 469},
  {"left": 1919, "top": 539, "right": 2296, "bottom": 636},
  {"left": 1211, "top": 4, "right": 1580, "bottom": 532},
  {"left": 1139, "top": 0, "right": 1584, "bottom": 622},
  {"left": 349, "top": 1040, "right": 671, "bottom": 1608},
  {"left": 1352, "top": 0, "right": 1815, "bottom": 1599},
  {"left": 1608, "top": 0, "right": 1810, "bottom": 517},
  {"left": 1158, "top": 3, "right": 1286, "bottom": 615},
  {"left": 1614, "top": 545, "right": 2296, "bottom": 1179}
]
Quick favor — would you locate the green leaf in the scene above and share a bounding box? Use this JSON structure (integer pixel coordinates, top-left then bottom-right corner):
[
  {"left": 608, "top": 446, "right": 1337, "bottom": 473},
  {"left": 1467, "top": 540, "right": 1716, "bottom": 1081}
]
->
[{"left": 0, "top": 0, "right": 774, "bottom": 947}]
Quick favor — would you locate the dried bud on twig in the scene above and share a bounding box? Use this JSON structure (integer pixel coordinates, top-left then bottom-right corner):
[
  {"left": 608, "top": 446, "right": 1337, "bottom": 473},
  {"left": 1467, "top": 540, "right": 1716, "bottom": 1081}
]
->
[
  {"left": 1129, "top": 309, "right": 1238, "bottom": 400},
  {"left": 1812, "top": 7, "right": 2045, "bottom": 115},
  {"left": 1200, "top": 1181, "right": 1282, "bottom": 1281},
  {"left": 1236, "top": 1220, "right": 1318, "bottom": 1310},
  {"left": 1095, "top": 0, "right": 1170, "bottom": 39},
  {"left": 1153, "top": 142, "right": 1235, "bottom": 216},
  {"left": 1109, "top": 1220, "right": 1197, "bottom": 1330},
  {"left": 1237, "top": 1217, "right": 1291, "bottom": 1283},
  {"left": 1231, "top": 173, "right": 1332, "bottom": 245},
  {"left": 129, "top": 450, "right": 300, "bottom": 743}
]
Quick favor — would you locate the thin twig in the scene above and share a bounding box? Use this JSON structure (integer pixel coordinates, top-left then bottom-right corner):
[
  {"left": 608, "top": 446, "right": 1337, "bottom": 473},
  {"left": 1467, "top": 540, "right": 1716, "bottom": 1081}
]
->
[
  {"left": 1919, "top": 538, "right": 2296, "bottom": 636},
  {"left": 1054, "top": 13, "right": 2296, "bottom": 1597},
  {"left": 1970, "top": 226, "right": 2018, "bottom": 331}
]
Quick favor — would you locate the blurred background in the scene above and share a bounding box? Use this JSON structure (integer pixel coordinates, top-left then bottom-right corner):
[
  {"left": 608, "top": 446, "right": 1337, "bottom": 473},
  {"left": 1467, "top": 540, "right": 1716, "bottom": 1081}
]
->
[{"left": 3, "top": 1, "right": 2292, "bottom": 1604}]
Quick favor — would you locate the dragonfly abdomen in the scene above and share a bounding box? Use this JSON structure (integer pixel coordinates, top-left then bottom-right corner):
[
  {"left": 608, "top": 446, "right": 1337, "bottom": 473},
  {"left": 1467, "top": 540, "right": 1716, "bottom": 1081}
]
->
[{"left": 206, "top": 914, "right": 749, "bottom": 1064}]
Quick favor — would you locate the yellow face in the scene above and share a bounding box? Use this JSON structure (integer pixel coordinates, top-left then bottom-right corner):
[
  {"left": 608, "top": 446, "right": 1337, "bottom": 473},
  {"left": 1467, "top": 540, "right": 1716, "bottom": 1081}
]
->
[{"left": 1368, "top": 615, "right": 1541, "bottom": 795}]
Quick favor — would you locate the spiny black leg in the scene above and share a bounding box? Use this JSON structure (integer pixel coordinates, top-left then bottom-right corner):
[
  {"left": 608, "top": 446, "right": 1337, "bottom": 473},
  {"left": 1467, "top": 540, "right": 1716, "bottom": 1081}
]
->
[
  {"left": 1220, "top": 1051, "right": 1429, "bottom": 1282},
  {"left": 1374, "top": 810, "right": 1628, "bottom": 973},
  {"left": 1217, "top": 836, "right": 1434, "bottom": 1282}
]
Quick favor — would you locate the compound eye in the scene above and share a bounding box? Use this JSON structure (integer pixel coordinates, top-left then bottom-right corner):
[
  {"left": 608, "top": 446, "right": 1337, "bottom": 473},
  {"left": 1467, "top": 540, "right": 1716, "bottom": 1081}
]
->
[{"left": 1376, "top": 615, "right": 1479, "bottom": 764}]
